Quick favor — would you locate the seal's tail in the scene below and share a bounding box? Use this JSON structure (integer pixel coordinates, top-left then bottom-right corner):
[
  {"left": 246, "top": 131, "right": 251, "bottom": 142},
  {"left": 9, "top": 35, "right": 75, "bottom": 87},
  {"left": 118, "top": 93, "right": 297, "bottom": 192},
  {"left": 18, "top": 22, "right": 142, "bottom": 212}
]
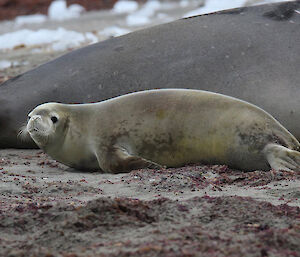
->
[{"left": 264, "top": 144, "right": 300, "bottom": 171}]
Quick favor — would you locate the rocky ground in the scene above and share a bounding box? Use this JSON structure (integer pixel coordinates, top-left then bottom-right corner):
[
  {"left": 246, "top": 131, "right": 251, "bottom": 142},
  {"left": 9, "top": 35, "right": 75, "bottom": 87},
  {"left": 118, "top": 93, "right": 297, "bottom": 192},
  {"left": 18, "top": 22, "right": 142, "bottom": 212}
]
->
[{"left": 1, "top": 1, "right": 300, "bottom": 256}]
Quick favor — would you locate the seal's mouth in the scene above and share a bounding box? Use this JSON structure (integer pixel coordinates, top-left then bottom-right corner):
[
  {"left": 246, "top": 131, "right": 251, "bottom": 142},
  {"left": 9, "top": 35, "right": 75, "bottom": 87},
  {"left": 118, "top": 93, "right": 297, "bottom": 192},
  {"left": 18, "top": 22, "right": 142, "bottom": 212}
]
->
[
  {"left": 26, "top": 115, "right": 46, "bottom": 135},
  {"left": 27, "top": 124, "right": 40, "bottom": 134},
  {"left": 26, "top": 122, "right": 49, "bottom": 147},
  {"left": 26, "top": 117, "right": 49, "bottom": 144},
  {"left": 27, "top": 126, "right": 47, "bottom": 138}
]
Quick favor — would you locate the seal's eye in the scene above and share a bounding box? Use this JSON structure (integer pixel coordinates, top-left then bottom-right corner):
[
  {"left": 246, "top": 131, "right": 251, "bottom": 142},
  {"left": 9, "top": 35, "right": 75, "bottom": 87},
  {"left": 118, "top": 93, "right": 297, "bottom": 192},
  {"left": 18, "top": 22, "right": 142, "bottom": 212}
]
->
[{"left": 51, "top": 116, "right": 58, "bottom": 124}]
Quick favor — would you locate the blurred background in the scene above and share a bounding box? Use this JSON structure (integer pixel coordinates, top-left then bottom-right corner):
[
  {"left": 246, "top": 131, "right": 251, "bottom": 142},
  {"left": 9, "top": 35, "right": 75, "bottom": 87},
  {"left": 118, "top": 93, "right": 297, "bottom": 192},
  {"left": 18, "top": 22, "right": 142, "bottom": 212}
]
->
[{"left": 0, "top": 0, "right": 291, "bottom": 82}]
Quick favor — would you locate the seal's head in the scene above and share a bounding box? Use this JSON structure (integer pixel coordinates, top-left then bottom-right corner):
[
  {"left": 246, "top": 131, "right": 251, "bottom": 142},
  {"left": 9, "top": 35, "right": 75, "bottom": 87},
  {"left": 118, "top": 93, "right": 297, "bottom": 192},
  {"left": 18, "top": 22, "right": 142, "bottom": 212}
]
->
[{"left": 25, "top": 103, "right": 69, "bottom": 150}]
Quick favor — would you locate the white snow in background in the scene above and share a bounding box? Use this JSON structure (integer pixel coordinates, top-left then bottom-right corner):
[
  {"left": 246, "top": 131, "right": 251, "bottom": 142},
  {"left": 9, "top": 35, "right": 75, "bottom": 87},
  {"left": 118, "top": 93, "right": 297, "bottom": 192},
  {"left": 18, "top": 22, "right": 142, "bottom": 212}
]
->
[
  {"left": 0, "top": 60, "right": 15, "bottom": 70},
  {"left": 156, "top": 13, "right": 171, "bottom": 21},
  {"left": 126, "top": 15, "right": 150, "bottom": 26},
  {"left": 6, "top": 0, "right": 291, "bottom": 54},
  {"left": 100, "top": 26, "right": 131, "bottom": 37},
  {"left": 13, "top": 0, "right": 84, "bottom": 25},
  {"left": 183, "top": 0, "right": 247, "bottom": 17},
  {"left": 126, "top": 0, "right": 161, "bottom": 26},
  {"left": 179, "top": 0, "right": 189, "bottom": 7},
  {"left": 183, "top": 0, "right": 295, "bottom": 18},
  {"left": 113, "top": 0, "right": 139, "bottom": 14},
  {"left": 0, "top": 60, "right": 29, "bottom": 70},
  {"left": 48, "top": 0, "right": 85, "bottom": 21},
  {"left": 254, "top": 0, "right": 295, "bottom": 4},
  {"left": 0, "top": 28, "right": 97, "bottom": 51},
  {"left": 15, "top": 14, "right": 47, "bottom": 25}
]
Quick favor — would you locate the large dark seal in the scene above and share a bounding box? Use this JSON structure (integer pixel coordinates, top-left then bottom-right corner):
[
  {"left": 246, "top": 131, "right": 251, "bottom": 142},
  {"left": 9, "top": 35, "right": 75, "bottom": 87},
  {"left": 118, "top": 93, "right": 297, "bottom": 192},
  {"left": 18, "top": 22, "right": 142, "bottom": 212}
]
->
[
  {"left": 1, "top": 2, "right": 299, "bottom": 148},
  {"left": 25, "top": 89, "right": 300, "bottom": 172}
]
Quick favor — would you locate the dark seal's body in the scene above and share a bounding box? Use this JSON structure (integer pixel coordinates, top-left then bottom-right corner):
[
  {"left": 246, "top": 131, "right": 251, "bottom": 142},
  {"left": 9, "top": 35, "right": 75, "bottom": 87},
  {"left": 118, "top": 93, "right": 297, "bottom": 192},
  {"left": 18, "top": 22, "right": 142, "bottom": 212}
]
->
[{"left": 1, "top": 2, "right": 299, "bottom": 148}]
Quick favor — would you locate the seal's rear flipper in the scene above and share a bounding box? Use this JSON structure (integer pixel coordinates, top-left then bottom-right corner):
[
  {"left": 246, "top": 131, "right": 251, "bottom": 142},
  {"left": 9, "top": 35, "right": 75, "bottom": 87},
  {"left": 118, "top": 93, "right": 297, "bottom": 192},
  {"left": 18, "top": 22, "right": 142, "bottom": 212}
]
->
[
  {"left": 97, "top": 145, "right": 164, "bottom": 173},
  {"left": 264, "top": 144, "right": 300, "bottom": 171}
]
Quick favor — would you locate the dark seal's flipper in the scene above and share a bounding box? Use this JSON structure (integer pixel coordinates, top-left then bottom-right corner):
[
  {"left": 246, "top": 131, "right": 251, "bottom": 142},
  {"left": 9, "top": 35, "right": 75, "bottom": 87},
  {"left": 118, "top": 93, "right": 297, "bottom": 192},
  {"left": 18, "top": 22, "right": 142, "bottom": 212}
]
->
[{"left": 0, "top": 2, "right": 299, "bottom": 148}]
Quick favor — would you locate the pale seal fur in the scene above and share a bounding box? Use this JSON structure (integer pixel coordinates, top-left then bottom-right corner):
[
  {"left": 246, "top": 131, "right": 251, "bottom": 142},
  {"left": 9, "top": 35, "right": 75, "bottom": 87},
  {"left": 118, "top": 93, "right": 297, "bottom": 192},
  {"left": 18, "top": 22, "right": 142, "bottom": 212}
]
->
[{"left": 24, "top": 89, "right": 300, "bottom": 173}]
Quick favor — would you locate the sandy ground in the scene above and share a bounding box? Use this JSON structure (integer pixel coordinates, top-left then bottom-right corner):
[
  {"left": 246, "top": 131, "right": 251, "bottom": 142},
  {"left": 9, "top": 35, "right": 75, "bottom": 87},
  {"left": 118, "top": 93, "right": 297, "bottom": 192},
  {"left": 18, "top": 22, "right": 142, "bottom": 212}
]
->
[
  {"left": 1, "top": 1, "right": 300, "bottom": 256},
  {"left": 1, "top": 149, "right": 300, "bottom": 256}
]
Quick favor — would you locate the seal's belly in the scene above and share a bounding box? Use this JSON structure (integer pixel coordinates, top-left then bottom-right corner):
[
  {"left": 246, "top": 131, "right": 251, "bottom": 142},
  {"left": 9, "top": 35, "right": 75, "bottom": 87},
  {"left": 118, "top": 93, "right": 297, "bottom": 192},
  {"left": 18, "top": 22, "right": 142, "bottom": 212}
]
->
[
  {"left": 125, "top": 124, "right": 269, "bottom": 169},
  {"left": 135, "top": 134, "right": 268, "bottom": 169},
  {"left": 131, "top": 131, "right": 232, "bottom": 167}
]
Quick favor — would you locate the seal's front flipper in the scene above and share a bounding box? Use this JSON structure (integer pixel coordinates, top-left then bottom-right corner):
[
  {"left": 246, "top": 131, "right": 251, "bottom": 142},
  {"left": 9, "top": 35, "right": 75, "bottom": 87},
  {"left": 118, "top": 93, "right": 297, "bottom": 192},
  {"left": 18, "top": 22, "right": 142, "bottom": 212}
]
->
[
  {"left": 264, "top": 144, "right": 300, "bottom": 171},
  {"left": 114, "top": 146, "right": 164, "bottom": 172},
  {"left": 97, "top": 145, "right": 164, "bottom": 173}
]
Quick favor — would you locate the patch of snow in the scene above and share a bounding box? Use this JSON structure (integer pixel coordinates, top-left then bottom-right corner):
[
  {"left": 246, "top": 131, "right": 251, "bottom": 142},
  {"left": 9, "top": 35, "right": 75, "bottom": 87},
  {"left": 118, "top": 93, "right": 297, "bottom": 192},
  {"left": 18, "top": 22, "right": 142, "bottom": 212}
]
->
[
  {"left": 31, "top": 48, "right": 43, "bottom": 53},
  {"left": 51, "top": 31, "right": 97, "bottom": 51},
  {"left": 179, "top": 0, "right": 189, "bottom": 7},
  {"left": 159, "top": 2, "right": 179, "bottom": 10},
  {"left": 0, "top": 60, "right": 13, "bottom": 70},
  {"left": 0, "top": 28, "right": 97, "bottom": 52},
  {"left": 156, "top": 13, "right": 172, "bottom": 22},
  {"left": 68, "top": 4, "right": 85, "bottom": 15},
  {"left": 113, "top": 0, "right": 139, "bottom": 14},
  {"left": 85, "top": 32, "right": 98, "bottom": 44},
  {"left": 183, "top": 0, "right": 247, "bottom": 17},
  {"left": 48, "top": 0, "right": 85, "bottom": 21},
  {"left": 141, "top": 0, "right": 162, "bottom": 15},
  {"left": 15, "top": 14, "right": 47, "bottom": 26},
  {"left": 253, "top": 0, "right": 295, "bottom": 4},
  {"left": 126, "top": 0, "right": 162, "bottom": 26},
  {"left": 126, "top": 15, "right": 151, "bottom": 26},
  {"left": 100, "top": 26, "right": 131, "bottom": 37},
  {"left": 183, "top": 0, "right": 295, "bottom": 18},
  {"left": 0, "top": 60, "right": 25, "bottom": 70}
]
